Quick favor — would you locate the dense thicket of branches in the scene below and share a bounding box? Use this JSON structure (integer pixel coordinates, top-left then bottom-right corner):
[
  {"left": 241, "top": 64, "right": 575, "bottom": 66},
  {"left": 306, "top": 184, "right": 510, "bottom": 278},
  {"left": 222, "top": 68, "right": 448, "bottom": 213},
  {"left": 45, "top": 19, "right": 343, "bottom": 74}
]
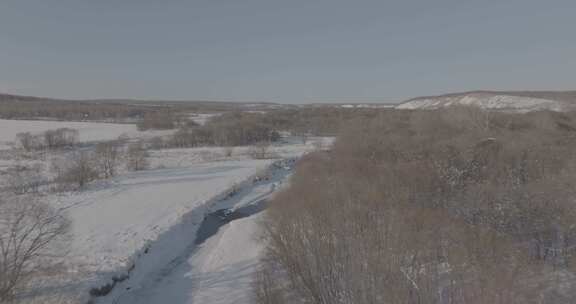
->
[
  {"left": 169, "top": 112, "right": 280, "bottom": 147},
  {"left": 257, "top": 107, "right": 390, "bottom": 136},
  {"left": 166, "top": 108, "right": 389, "bottom": 149},
  {"left": 136, "top": 110, "right": 179, "bottom": 131},
  {"left": 49, "top": 140, "right": 149, "bottom": 190},
  {"left": 126, "top": 142, "right": 149, "bottom": 171},
  {"left": 258, "top": 107, "right": 576, "bottom": 304},
  {"left": 0, "top": 196, "right": 69, "bottom": 302},
  {"left": 16, "top": 128, "right": 78, "bottom": 151}
]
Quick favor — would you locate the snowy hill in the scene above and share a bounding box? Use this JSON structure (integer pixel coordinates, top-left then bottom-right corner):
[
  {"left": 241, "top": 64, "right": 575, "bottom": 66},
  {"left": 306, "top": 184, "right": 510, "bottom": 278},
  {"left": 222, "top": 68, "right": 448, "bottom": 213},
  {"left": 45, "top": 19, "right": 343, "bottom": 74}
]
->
[{"left": 396, "top": 91, "right": 576, "bottom": 112}]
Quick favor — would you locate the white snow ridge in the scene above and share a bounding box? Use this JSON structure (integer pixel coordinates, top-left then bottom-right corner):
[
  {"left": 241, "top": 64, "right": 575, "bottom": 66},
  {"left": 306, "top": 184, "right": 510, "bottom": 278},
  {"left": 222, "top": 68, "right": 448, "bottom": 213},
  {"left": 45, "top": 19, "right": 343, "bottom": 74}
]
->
[{"left": 396, "top": 91, "right": 573, "bottom": 112}]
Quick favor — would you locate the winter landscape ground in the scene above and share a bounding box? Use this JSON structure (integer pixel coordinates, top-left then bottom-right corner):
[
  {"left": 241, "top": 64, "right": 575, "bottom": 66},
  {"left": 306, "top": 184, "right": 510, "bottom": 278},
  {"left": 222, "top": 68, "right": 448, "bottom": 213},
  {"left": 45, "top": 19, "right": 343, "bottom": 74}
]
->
[
  {"left": 4, "top": 1, "right": 576, "bottom": 302},
  {"left": 0, "top": 110, "right": 330, "bottom": 303},
  {"left": 0, "top": 92, "right": 576, "bottom": 304},
  {"left": 3, "top": 91, "right": 576, "bottom": 304}
]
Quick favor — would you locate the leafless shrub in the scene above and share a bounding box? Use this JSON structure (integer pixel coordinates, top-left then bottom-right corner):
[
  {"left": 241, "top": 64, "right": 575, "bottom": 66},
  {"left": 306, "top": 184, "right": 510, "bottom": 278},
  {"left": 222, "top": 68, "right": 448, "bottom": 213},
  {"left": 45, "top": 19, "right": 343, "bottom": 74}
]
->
[
  {"left": 15, "top": 133, "right": 40, "bottom": 152},
  {"left": 126, "top": 142, "right": 149, "bottom": 171},
  {"left": 94, "top": 141, "right": 121, "bottom": 178},
  {"left": 5, "top": 165, "right": 43, "bottom": 195},
  {"left": 0, "top": 196, "right": 70, "bottom": 302},
  {"left": 169, "top": 127, "right": 213, "bottom": 148},
  {"left": 53, "top": 151, "right": 99, "bottom": 189},
  {"left": 136, "top": 110, "right": 176, "bottom": 131},
  {"left": 253, "top": 261, "right": 289, "bottom": 304},
  {"left": 15, "top": 128, "right": 79, "bottom": 152},
  {"left": 44, "top": 128, "right": 78, "bottom": 150}
]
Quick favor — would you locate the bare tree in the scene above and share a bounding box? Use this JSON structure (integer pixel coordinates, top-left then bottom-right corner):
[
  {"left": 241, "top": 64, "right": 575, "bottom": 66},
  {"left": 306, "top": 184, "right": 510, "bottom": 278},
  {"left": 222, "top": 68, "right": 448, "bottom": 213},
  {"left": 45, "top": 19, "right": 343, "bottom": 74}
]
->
[
  {"left": 95, "top": 141, "right": 121, "bottom": 178},
  {"left": 253, "top": 263, "right": 288, "bottom": 304},
  {"left": 137, "top": 110, "right": 176, "bottom": 131},
  {"left": 126, "top": 142, "right": 149, "bottom": 171},
  {"left": 0, "top": 196, "right": 70, "bottom": 302},
  {"left": 5, "top": 165, "right": 43, "bottom": 195},
  {"left": 43, "top": 128, "right": 78, "bottom": 150},
  {"left": 53, "top": 151, "right": 99, "bottom": 189},
  {"left": 15, "top": 133, "right": 36, "bottom": 152}
]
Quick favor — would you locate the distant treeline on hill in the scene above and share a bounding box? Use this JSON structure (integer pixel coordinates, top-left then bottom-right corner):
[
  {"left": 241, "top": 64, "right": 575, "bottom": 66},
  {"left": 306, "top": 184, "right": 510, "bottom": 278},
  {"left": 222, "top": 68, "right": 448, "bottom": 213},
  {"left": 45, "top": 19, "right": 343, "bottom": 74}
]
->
[
  {"left": 0, "top": 98, "right": 160, "bottom": 123},
  {"left": 0, "top": 93, "right": 283, "bottom": 123}
]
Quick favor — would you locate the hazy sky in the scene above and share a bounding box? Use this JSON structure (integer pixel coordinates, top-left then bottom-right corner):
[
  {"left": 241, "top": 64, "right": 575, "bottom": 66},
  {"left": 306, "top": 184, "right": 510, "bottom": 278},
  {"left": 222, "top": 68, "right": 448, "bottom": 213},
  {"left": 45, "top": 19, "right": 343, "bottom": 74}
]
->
[{"left": 1, "top": 0, "right": 575, "bottom": 103}]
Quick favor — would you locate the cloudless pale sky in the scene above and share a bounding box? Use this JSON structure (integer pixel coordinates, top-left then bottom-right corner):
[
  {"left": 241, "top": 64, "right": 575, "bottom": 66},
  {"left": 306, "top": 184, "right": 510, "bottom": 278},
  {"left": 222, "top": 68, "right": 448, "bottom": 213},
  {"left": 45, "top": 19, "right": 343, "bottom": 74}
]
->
[{"left": 1, "top": 0, "right": 575, "bottom": 103}]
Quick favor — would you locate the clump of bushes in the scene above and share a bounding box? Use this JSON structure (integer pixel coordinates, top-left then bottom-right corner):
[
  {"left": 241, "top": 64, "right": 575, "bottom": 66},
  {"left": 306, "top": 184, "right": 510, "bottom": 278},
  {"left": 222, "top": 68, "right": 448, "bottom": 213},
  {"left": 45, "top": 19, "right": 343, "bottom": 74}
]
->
[
  {"left": 51, "top": 140, "right": 148, "bottom": 190},
  {"left": 126, "top": 142, "right": 149, "bottom": 171},
  {"left": 169, "top": 112, "right": 280, "bottom": 148},
  {"left": 4, "top": 164, "right": 43, "bottom": 194},
  {"left": 256, "top": 107, "right": 576, "bottom": 304},
  {"left": 136, "top": 110, "right": 178, "bottom": 131},
  {"left": 16, "top": 128, "right": 78, "bottom": 151},
  {"left": 52, "top": 151, "right": 100, "bottom": 190}
]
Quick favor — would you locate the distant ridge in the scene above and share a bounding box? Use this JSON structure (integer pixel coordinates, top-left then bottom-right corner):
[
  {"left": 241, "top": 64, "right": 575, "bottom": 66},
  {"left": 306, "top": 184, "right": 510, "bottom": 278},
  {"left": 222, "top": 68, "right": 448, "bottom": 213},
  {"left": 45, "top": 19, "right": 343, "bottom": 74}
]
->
[
  {"left": 0, "top": 92, "right": 275, "bottom": 106},
  {"left": 0, "top": 92, "right": 295, "bottom": 113},
  {"left": 397, "top": 90, "right": 576, "bottom": 112},
  {"left": 0, "top": 93, "right": 61, "bottom": 103},
  {"left": 0, "top": 92, "right": 396, "bottom": 109}
]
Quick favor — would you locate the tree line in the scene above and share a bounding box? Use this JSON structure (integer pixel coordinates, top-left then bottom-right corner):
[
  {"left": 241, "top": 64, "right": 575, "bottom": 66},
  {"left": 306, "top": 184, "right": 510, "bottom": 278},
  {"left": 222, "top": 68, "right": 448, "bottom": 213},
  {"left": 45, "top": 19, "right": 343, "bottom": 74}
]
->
[
  {"left": 153, "top": 108, "right": 390, "bottom": 149},
  {"left": 0, "top": 99, "right": 163, "bottom": 123},
  {"left": 160, "top": 112, "right": 281, "bottom": 148},
  {"left": 16, "top": 128, "right": 79, "bottom": 151}
]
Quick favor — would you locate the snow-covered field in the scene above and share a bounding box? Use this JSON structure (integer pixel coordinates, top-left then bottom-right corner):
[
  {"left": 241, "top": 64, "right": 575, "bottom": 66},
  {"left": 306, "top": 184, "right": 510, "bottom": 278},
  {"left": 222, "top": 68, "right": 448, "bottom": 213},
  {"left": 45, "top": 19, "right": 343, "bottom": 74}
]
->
[
  {"left": 0, "top": 119, "right": 170, "bottom": 150},
  {"left": 54, "top": 160, "right": 271, "bottom": 273},
  {"left": 10, "top": 136, "right": 328, "bottom": 303},
  {"left": 0, "top": 117, "right": 330, "bottom": 303},
  {"left": 16, "top": 158, "right": 276, "bottom": 303}
]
